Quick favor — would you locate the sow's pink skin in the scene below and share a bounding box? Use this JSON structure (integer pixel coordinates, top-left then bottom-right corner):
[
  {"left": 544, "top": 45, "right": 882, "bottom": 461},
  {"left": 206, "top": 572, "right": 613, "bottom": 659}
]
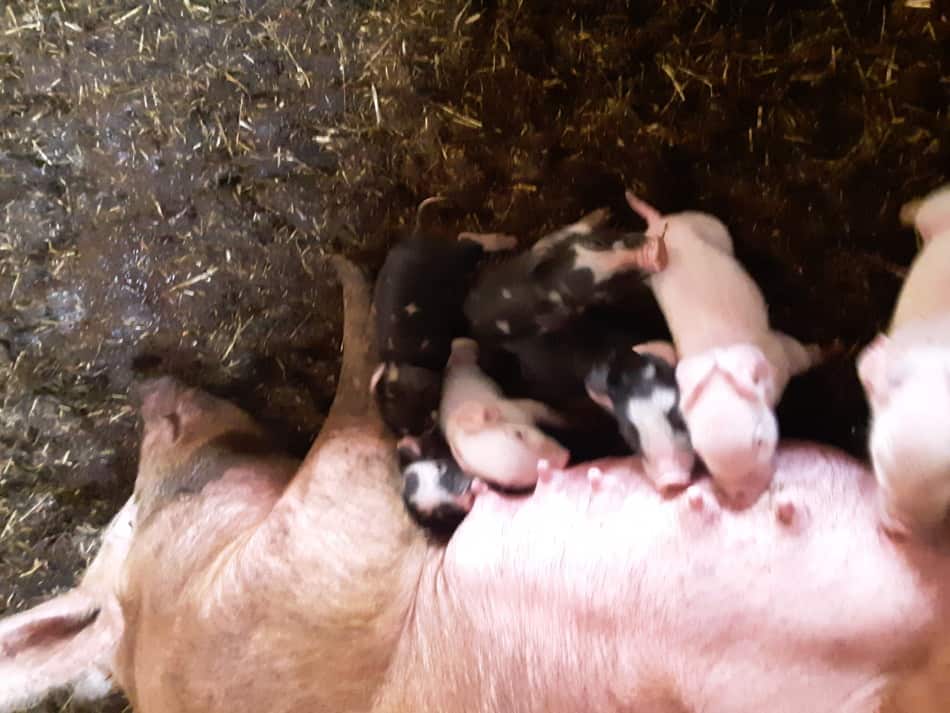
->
[
  {"left": 626, "top": 191, "right": 823, "bottom": 507},
  {"left": 440, "top": 337, "right": 570, "bottom": 489},
  {"left": 3, "top": 257, "right": 950, "bottom": 713},
  {"left": 857, "top": 183, "right": 950, "bottom": 540}
]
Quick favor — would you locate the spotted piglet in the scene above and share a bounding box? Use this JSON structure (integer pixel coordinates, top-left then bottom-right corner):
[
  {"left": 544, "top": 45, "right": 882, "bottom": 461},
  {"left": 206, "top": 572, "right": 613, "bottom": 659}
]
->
[
  {"left": 463, "top": 209, "right": 666, "bottom": 342},
  {"left": 372, "top": 199, "right": 516, "bottom": 436},
  {"left": 586, "top": 340, "right": 696, "bottom": 494},
  {"left": 396, "top": 431, "right": 483, "bottom": 535}
]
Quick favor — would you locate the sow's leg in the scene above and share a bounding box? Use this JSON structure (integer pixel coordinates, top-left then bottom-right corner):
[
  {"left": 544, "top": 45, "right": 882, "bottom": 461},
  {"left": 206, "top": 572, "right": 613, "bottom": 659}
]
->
[{"left": 255, "top": 256, "right": 429, "bottom": 712}]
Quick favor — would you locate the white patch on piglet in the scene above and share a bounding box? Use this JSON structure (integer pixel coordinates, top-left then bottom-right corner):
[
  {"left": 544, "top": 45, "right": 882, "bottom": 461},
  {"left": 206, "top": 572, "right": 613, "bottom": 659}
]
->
[
  {"left": 570, "top": 244, "right": 654, "bottom": 285},
  {"left": 623, "top": 385, "right": 677, "bottom": 453},
  {"left": 405, "top": 462, "right": 456, "bottom": 514},
  {"left": 623, "top": 385, "right": 693, "bottom": 489}
]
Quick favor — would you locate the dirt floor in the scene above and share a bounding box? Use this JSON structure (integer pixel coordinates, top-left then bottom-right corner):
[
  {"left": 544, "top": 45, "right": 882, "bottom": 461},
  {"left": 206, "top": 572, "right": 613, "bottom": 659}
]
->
[{"left": 0, "top": 0, "right": 946, "bottom": 710}]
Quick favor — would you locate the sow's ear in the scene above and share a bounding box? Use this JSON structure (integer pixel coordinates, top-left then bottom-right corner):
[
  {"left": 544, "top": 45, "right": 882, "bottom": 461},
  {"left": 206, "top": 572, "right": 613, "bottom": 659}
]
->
[
  {"left": 0, "top": 496, "right": 135, "bottom": 712},
  {"left": 0, "top": 589, "right": 120, "bottom": 712}
]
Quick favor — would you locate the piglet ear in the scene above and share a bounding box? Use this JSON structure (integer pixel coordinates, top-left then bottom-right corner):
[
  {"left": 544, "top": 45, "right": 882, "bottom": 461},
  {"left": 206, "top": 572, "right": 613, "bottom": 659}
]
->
[
  {"left": 396, "top": 435, "right": 422, "bottom": 461},
  {"left": 0, "top": 590, "right": 118, "bottom": 711},
  {"left": 716, "top": 344, "right": 775, "bottom": 402},
  {"left": 584, "top": 365, "right": 614, "bottom": 412},
  {"left": 676, "top": 353, "right": 717, "bottom": 413},
  {"left": 856, "top": 333, "right": 892, "bottom": 406},
  {"left": 633, "top": 340, "right": 678, "bottom": 366},
  {"left": 452, "top": 401, "right": 502, "bottom": 432}
]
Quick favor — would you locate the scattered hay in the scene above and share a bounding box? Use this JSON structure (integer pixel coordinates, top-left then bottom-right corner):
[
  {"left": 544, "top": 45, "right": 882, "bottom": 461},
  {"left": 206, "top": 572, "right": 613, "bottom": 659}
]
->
[{"left": 0, "top": 1, "right": 946, "bottom": 710}]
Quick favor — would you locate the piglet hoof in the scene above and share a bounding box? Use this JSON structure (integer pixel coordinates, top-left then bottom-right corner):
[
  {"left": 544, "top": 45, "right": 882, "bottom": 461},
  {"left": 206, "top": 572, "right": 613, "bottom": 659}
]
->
[{"left": 458, "top": 232, "right": 518, "bottom": 253}]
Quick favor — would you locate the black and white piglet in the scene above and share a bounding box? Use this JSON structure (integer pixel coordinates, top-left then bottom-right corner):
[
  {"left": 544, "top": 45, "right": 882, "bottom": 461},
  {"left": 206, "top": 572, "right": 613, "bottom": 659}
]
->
[
  {"left": 463, "top": 209, "right": 666, "bottom": 342},
  {"left": 585, "top": 341, "right": 696, "bottom": 494},
  {"left": 397, "top": 432, "right": 482, "bottom": 535},
  {"left": 372, "top": 198, "right": 516, "bottom": 435}
]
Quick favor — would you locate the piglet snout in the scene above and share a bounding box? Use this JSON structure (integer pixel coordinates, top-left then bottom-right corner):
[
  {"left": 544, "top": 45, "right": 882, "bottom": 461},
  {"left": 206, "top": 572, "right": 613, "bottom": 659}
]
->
[
  {"left": 655, "top": 473, "right": 691, "bottom": 496},
  {"left": 645, "top": 457, "right": 695, "bottom": 496}
]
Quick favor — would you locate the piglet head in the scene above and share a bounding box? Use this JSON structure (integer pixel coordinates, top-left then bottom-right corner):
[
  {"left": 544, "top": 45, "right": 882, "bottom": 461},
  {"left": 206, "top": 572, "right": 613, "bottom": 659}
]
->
[
  {"left": 587, "top": 349, "right": 695, "bottom": 494},
  {"left": 900, "top": 183, "right": 950, "bottom": 244},
  {"left": 449, "top": 410, "right": 570, "bottom": 490},
  {"left": 677, "top": 346, "right": 778, "bottom": 507},
  {"left": 856, "top": 334, "right": 913, "bottom": 413},
  {"left": 868, "top": 351, "right": 950, "bottom": 541}
]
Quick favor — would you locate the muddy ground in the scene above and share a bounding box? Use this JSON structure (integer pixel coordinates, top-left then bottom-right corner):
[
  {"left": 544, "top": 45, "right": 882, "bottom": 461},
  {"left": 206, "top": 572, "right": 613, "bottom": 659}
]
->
[{"left": 0, "top": 0, "right": 946, "bottom": 710}]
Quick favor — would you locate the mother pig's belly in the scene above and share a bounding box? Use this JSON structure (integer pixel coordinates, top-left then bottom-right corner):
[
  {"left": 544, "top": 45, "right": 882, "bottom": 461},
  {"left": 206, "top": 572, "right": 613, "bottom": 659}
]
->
[{"left": 424, "top": 443, "right": 950, "bottom": 713}]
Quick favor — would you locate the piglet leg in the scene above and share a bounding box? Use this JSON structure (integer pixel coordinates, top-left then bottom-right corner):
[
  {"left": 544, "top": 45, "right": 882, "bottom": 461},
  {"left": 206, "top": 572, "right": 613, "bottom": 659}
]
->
[
  {"left": 900, "top": 184, "right": 950, "bottom": 244},
  {"left": 770, "top": 330, "right": 824, "bottom": 378},
  {"left": 457, "top": 232, "right": 518, "bottom": 252},
  {"left": 532, "top": 207, "right": 612, "bottom": 255}
]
